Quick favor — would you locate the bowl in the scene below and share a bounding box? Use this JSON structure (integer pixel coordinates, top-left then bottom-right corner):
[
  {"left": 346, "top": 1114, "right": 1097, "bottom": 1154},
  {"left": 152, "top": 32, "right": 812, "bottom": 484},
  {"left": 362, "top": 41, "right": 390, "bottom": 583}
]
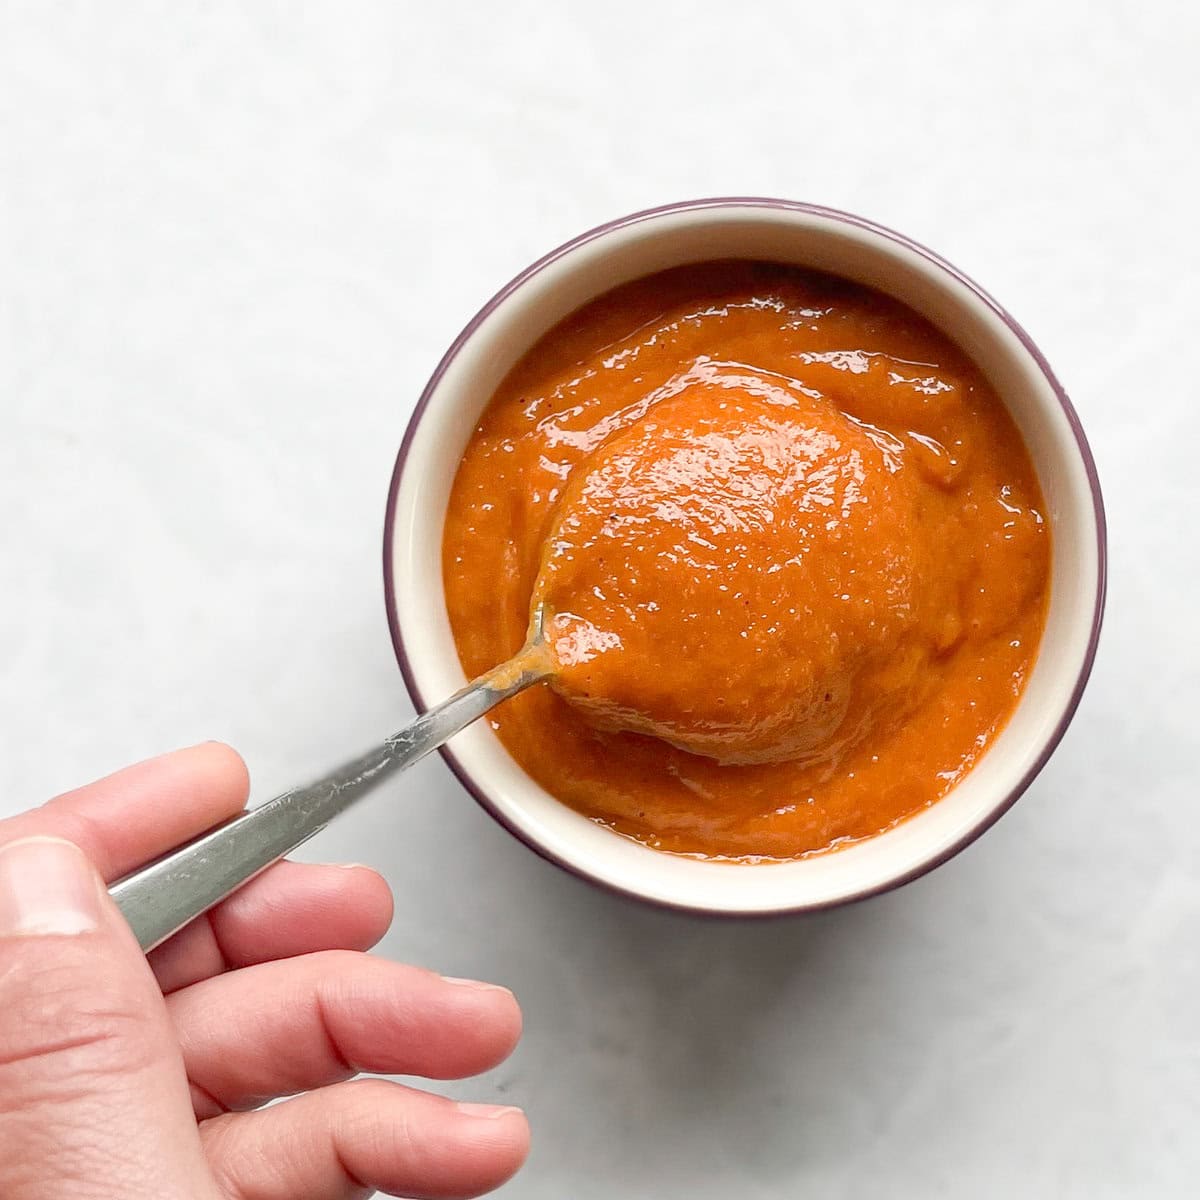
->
[{"left": 383, "top": 198, "right": 1106, "bottom": 915}]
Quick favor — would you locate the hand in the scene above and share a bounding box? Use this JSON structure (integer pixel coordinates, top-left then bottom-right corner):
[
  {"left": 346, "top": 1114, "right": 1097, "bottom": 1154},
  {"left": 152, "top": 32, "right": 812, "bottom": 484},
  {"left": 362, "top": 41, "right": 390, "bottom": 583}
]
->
[{"left": 0, "top": 743, "right": 529, "bottom": 1199}]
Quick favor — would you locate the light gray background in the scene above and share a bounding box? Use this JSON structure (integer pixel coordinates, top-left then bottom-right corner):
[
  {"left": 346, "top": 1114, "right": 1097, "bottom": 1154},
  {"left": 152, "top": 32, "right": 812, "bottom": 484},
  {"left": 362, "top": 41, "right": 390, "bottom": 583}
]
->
[{"left": 2, "top": 2, "right": 1196, "bottom": 1196}]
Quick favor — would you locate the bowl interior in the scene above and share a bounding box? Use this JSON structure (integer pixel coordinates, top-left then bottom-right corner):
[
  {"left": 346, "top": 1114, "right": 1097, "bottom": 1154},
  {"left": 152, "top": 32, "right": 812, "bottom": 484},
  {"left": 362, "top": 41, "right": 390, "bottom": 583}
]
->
[{"left": 387, "top": 202, "right": 1103, "bottom": 913}]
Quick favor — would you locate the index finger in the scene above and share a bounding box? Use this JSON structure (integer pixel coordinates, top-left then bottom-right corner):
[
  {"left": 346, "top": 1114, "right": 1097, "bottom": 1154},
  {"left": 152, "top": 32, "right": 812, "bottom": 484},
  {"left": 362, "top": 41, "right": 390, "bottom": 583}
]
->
[{"left": 0, "top": 743, "right": 250, "bottom": 881}]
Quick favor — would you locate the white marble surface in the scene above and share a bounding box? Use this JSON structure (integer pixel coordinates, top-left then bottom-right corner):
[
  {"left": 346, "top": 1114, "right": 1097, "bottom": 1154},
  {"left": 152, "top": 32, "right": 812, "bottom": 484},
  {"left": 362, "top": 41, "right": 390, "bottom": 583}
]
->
[{"left": 2, "top": 2, "right": 1197, "bottom": 1195}]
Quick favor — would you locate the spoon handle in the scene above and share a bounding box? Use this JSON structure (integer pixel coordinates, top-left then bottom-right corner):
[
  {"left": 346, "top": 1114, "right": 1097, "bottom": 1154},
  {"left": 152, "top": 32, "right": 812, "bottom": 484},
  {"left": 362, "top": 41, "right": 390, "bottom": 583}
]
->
[{"left": 109, "top": 660, "right": 545, "bottom": 952}]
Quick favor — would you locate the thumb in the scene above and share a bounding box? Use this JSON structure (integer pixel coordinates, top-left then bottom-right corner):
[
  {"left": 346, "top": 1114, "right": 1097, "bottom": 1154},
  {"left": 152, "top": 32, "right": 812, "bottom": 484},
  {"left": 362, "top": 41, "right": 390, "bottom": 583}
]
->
[{"left": 0, "top": 837, "right": 215, "bottom": 1200}]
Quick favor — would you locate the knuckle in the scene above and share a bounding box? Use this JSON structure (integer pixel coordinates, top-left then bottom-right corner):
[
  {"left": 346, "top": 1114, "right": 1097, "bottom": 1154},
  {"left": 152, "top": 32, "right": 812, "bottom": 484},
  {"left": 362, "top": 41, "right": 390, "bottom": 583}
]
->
[
  {"left": 339, "top": 1076, "right": 395, "bottom": 1108},
  {"left": 337, "top": 1078, "right": 407, "bottom": 1139},
  {"left": 336, "top": 1079, "right": 430, "bottom": 1171},
  {"left": 0, "top": 957, "right": 158, "bottom": 1089},
  {"left": 199, "top": 1114, "right": 250, "bottom": 1199}
]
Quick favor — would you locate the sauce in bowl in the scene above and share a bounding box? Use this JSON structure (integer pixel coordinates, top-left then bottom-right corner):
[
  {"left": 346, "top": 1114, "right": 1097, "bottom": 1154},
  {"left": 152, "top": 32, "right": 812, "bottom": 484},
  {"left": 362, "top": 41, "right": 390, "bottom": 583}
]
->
[{"left": 444, "top": 261, "right": 1049, "bottom": 860}]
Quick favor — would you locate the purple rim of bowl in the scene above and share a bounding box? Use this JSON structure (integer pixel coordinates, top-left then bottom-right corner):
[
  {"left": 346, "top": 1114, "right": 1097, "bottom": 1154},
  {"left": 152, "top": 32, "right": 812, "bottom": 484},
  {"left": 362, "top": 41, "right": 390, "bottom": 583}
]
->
[{"left": 382, "top": 196, "right": 1108, "bottom": 917}]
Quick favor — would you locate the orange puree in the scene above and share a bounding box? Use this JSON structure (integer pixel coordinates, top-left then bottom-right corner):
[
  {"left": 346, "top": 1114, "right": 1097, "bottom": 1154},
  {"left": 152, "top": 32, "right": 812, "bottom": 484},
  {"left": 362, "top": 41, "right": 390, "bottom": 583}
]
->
[{"left": 443, "top": 262, "right": 1049, "bottom": 860}]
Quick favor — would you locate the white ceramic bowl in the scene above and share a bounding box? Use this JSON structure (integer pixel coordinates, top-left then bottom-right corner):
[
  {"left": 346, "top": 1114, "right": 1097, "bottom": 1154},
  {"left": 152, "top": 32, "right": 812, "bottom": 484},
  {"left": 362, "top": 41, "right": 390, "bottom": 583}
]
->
[{"left": 384, "top": 198, "right": 1106, "bottom": 915}]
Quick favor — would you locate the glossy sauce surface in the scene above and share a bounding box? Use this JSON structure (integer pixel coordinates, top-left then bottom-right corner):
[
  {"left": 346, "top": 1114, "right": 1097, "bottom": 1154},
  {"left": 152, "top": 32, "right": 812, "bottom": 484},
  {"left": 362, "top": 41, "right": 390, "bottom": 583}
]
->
[{"left": 444, "top": 262, "right": 1049, "bottom": 859}]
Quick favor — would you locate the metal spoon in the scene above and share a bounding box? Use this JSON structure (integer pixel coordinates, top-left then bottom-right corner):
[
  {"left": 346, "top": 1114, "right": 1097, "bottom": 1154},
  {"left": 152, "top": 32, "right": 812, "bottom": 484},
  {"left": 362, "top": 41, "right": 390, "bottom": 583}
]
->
[{"left": 109, "top": 609, "right": 553, "bottom": 952}]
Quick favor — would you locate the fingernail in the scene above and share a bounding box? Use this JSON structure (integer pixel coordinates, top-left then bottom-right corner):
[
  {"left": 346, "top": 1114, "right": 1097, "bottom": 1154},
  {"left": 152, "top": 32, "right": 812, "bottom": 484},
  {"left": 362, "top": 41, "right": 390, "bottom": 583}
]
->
[
  {"left": 332, "top": 863, "right": 374, "bottom": 872},
  {"left": 442, "top": 975, "right": 514, "bottom": 995},
  {"left": 0, "top": 837, "right": 102, "bottom": 937},
  {"left": 456, "top": 1102, "right": 524, "bottom": 1121}
]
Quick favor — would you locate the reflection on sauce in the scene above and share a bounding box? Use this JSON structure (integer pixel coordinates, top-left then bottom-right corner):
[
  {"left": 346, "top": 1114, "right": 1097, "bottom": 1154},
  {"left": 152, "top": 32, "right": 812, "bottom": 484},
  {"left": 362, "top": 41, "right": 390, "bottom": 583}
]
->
[{"left": 444, "top": 262, "right": 1049, "bottom": 860}]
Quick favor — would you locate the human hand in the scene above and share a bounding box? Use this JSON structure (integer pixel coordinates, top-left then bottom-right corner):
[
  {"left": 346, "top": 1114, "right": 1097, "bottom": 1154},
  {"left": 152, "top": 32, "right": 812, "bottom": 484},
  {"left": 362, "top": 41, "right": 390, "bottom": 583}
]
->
[{"left": 0, "top": 743, "right": 529, "bottom": 1199}]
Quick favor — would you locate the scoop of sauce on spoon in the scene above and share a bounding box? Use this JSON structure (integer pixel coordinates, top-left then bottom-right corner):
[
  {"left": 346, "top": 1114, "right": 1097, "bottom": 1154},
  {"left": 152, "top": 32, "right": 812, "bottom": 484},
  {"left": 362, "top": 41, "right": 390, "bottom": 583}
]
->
[{"left": 530, "top": 360, "right": 944, "bottom": 768}]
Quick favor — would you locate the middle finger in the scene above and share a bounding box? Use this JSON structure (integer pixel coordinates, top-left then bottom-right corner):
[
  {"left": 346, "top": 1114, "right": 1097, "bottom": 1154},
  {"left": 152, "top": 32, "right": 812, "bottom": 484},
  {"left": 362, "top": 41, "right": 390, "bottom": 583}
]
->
[{"left": 149, "top": 860, "right": 394, "bottom": 993}]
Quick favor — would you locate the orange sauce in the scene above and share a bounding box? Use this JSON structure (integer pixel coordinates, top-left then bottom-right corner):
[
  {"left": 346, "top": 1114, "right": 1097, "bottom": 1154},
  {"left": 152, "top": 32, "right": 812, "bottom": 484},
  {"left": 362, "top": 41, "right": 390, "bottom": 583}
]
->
[{"left": 443, "top": 262, "right": 1049, "bottom": 860}]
